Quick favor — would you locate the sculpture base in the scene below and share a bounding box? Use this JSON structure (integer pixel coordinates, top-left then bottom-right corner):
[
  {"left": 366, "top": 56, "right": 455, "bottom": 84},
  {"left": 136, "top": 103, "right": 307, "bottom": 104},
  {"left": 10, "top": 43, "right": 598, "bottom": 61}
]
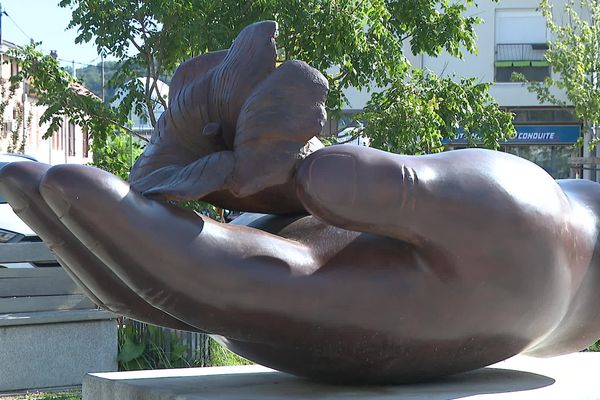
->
[
  {"left": 0, "top": 311, "right": 117, "bottom": 392},
  {"left": 83, "top": 353, "right": 600, "bottom": 400}
]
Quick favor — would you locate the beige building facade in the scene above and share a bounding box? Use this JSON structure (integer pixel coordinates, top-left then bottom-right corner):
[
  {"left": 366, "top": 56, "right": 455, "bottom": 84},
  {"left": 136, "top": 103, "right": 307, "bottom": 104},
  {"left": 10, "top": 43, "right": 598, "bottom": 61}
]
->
[{"left": 0, "top": 40, "right": 92, "bottom": 165}]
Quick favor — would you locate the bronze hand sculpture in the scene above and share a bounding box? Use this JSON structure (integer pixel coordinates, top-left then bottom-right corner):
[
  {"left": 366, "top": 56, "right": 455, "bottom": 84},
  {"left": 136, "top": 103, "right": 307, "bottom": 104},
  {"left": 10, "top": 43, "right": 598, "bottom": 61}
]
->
[{"left": 1, "top": 21, "right": 600, "bottom": 384}]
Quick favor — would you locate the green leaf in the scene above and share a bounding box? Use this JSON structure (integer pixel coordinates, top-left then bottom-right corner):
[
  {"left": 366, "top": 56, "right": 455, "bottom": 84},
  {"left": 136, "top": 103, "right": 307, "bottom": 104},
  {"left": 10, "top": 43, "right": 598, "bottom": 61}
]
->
[{"left": 118, "top": 337, "right": 145, "bottom": 363}]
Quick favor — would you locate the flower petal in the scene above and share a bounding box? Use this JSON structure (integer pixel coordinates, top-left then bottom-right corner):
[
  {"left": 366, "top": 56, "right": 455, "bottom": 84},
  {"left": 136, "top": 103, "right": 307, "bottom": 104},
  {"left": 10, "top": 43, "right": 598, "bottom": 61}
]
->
[
  {"left": 141, "top": 151, "right": 235, "bottom": 202},
  {"left": 229, "top": 60, "right": 329, "bottom": 197},
  {"left": 130, "top": 51, "right": 227, "bottom": 192},
  {"left": 162, "top": 50, "right": 228, "bottom": 155},
  {"left": 209, "top": 20, "right": 277, "bottom": 148},
  {"left": 169, "top": 50, "right": 228, "bottom": 108}
]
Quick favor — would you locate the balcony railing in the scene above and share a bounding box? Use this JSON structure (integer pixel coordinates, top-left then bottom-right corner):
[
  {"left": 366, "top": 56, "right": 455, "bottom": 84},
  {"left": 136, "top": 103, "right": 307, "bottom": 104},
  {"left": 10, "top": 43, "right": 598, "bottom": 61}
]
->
[{"left": 495, "top": 43, "right": 549, "bottom": 67}]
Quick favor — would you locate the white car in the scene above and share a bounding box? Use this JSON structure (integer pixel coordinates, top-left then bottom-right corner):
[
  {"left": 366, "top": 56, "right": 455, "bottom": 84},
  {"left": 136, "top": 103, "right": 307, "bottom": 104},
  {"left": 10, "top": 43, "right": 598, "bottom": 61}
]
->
[{"left": 0, "top": 154, "right": 59, "bottom": 268}]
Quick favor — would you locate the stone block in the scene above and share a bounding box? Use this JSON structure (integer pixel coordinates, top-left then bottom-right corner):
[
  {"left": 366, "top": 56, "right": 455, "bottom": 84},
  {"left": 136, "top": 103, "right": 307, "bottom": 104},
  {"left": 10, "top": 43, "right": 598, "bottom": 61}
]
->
[
  {"left": 0, "top": 314, "right": 117, "bottom": 392},
  {"left": 83, "top": 353, "right": 600, "bottom": 400}
]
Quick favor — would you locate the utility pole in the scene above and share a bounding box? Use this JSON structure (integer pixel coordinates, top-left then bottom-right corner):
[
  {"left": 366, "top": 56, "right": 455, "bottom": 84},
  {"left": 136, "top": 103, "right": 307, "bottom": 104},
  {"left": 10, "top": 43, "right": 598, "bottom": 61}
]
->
[
  {"left": 0, "top": 2, "right": 12, "bottom": 77},
  {"left": 72, "top": 60, "right": 76, "bottom": 79},
  {"left": 0, "top": 2, "right": 3, "bottom": 48},
  {"left": 0, "top": 2, "right": 4, "bottom": 81},
  {"left": 101, "top": 54, "right": 105, "bottom": 102}
]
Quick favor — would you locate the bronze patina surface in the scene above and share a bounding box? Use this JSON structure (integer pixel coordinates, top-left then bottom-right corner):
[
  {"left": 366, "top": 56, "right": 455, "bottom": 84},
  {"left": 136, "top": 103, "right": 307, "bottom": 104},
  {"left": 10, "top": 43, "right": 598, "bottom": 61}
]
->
[{"left": 1, "top": 21, "right": 599, "bottom": 384}]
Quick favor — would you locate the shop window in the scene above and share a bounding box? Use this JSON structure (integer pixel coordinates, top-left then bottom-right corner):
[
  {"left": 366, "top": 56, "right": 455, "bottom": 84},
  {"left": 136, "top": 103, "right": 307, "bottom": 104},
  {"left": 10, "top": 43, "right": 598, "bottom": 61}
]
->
[
  {"left": 502, "top": 145, "right": 574, "bottom": 179},
  {"left": 495, "top": 10, "right": 549, "bottom": 82}
]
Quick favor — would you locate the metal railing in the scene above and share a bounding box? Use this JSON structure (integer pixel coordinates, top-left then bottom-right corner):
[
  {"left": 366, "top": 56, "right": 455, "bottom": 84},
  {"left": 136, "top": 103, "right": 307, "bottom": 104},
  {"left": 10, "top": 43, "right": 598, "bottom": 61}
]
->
[{"left": 496, "top": 43, "right": 548, "bottom": 62}]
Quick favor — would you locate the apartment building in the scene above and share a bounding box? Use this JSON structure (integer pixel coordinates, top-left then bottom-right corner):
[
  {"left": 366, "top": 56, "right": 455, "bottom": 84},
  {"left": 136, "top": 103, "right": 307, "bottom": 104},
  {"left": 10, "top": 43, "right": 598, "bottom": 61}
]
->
[
  {"left": 0, "top": 40, "right": 92, "bottom": 165},
  {"left": 344, "top": 0, "right": 582, "bottom": 179}
]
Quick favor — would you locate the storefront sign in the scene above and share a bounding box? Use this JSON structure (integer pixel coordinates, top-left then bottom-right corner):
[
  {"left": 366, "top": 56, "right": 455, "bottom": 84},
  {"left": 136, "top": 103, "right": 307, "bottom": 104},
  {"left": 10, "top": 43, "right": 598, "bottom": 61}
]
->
[{"left": 444, "top": 124, "right": 581, "bottom": 145}]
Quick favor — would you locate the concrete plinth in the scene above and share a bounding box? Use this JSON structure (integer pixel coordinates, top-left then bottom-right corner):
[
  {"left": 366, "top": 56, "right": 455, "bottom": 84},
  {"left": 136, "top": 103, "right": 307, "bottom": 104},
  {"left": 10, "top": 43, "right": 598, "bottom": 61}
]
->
[
  {"left": 0, "top": 311, "right": 117, "bottom": 392},
  {"left": 84, "top": 353, "right": 600, "bottom": 400}
]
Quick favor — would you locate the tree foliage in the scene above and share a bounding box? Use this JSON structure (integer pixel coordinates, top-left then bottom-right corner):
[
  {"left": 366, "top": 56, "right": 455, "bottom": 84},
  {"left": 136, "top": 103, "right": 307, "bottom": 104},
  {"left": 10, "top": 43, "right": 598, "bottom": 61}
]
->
[
  {"left": 90, "top": 133, "right": 143, "bottom": 180},
  {"left": 263, "top": 0, "right": 487, "bottom": 112},
  {"left": 72, "top": 60, "right": 119, "bottom": 101},
  {"left": 520, "top": 0, "right": 600, "bottom": 142},
  {"left": 358, "top": 71, "right": 514, "bottom": 154},
  {"left": 0, "top": 75, "right": 30, "bottom": 153},
  {"left": 58, "top": 1, "right": 510, "bottom": 135},
  {"left": 8, "top": 44, "right": 140, "bottom": 144},
  {"left": 12, "top": 0, "right": 513, "bottom": 159}
]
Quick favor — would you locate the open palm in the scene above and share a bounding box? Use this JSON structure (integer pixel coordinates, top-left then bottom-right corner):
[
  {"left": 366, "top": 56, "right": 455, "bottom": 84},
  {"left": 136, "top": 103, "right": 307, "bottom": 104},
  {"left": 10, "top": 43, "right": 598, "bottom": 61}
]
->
[{"left": 1, "top": 21, "right": 600, "bottom": 384}]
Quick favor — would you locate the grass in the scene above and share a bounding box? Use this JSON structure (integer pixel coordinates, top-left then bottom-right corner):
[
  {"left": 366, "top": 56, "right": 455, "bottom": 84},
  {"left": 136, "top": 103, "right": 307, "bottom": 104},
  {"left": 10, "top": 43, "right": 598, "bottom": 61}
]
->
[
  {"left": 587, "top": 341, "right": 600, "bottom": 352},
  {"left": 208, "top": 338, "right": 253, "bottom": 367}
]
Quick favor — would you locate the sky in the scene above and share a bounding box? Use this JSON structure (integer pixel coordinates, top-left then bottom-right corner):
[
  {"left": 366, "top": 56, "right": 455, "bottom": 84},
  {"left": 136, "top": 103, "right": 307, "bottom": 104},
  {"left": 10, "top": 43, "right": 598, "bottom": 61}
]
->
[{"left": 1, "top": 0, "right": 105, "bottom": 70}]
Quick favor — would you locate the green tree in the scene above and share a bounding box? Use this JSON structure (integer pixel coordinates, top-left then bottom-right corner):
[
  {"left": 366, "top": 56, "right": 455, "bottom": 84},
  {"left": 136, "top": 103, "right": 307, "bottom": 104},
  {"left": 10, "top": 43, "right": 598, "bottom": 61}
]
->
[
  {"left": 54, "top": 0, "right": 512, "bottom": 152},
  {"left": 520, "top": 0, "right": 600, "bottom": 148},
  {"left": 74, "top": 60, "right": 120, "bottom": 101},
  {"left": 8, "top": 44, "right": 143, "bottom": 144},
  {"left": 73, "top": 60, "right": 170, "bottom": 103},
  {"left": 90, "top": 133, "right": 143, "bottom": 180},
  {"left": 11, "top": 0, "right": 515, "bottom": 166},
  {"left": 0, "top": 74, "right": 31, "bottom": 153},
  {"left": 59, "top": 0, "right": 222, "bottom": 127},
  {"left": 358, "top": 71, "right": 513, "bottom": 154}
]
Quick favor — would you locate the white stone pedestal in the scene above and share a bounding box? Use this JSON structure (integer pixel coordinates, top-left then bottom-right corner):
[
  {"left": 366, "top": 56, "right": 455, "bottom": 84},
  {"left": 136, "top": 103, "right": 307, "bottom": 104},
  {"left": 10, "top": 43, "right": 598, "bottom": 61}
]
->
[{"left": 83, "top": 353, "right": 600, "bottom": 400}]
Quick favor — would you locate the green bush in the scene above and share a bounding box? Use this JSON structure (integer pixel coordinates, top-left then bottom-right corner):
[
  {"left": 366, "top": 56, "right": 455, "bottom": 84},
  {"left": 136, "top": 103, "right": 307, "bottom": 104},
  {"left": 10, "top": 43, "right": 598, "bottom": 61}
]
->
[
  {"left": 90, "top": 133, "right": 142, "bottom": 181},
  {"left": 118, "top": 322, "right": 194, "bottom": 370},
  {"left": 117, "top": 319, "right": 252, "bottom": 371},
  {"left": 587, "top": 341, "right": 600, "bottom": 352}
]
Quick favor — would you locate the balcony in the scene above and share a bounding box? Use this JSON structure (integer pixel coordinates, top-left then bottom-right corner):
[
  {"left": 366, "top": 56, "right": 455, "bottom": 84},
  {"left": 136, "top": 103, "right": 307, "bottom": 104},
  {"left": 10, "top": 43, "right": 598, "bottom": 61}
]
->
[{"left": 495, "top": 43, "right": 550, "bottom": 82}]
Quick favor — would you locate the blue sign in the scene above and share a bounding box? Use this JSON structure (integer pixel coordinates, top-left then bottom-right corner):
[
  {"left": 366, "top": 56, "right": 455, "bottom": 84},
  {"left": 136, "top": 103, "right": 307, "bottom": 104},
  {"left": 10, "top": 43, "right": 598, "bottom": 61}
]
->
[{"left": 444, "top": 124, "right": 581, "bottom": 145}]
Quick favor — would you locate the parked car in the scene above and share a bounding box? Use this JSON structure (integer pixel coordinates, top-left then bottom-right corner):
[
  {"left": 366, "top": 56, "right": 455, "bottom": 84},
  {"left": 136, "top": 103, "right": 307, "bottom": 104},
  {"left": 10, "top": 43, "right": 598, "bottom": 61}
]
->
[{"left": 0, "top": 154, "right": 59, "bottom": 268}]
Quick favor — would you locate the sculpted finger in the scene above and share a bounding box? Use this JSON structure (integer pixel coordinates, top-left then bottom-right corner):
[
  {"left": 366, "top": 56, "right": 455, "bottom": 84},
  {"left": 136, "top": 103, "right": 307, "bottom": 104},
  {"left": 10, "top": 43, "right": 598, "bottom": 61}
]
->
[
  {"left": 0, "top": 161, "right": 199, "bottom": 331},
  {"left": 0, "top": 162, "right": 103, "bottom": 305},
  {"left": 39, "top": 164, "right": 316, "bottom": 341},
  {"left": 295, "top": 145, "right": 428, "bottom": 242},
  {"left": 295, "top": 145, "right": 566, "bottom": 245}
]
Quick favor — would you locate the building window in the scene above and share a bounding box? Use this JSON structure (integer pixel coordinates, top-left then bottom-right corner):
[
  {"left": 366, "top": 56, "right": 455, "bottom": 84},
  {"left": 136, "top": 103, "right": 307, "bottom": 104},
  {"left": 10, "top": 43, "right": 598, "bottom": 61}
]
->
[
  {"left": 10, "top": 60, "right": 18, "bottom": 77},
  {"left": 53, "top": 124, "right": 63, "bottom": 150},
  {"left": 68, "top": 121, "right": 76, "bottom": 156},
  {"left": 52, "top": 129, "right": 59, "bottom": 150},
  {"left": 502, "top": 145, "right": 575, "bottom": 179},
  {"left": 82, "top": 129, "right": 89, "bottom": 158},
  {"left": 495, "top": 10, "right": 550, "bottom": 82}
]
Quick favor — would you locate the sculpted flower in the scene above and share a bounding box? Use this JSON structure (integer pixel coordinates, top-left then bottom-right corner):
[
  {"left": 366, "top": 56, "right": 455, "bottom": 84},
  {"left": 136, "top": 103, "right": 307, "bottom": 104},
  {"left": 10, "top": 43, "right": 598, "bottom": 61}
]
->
[{"left": 129, "top": 21, "right": 329, "bottom": 214}]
